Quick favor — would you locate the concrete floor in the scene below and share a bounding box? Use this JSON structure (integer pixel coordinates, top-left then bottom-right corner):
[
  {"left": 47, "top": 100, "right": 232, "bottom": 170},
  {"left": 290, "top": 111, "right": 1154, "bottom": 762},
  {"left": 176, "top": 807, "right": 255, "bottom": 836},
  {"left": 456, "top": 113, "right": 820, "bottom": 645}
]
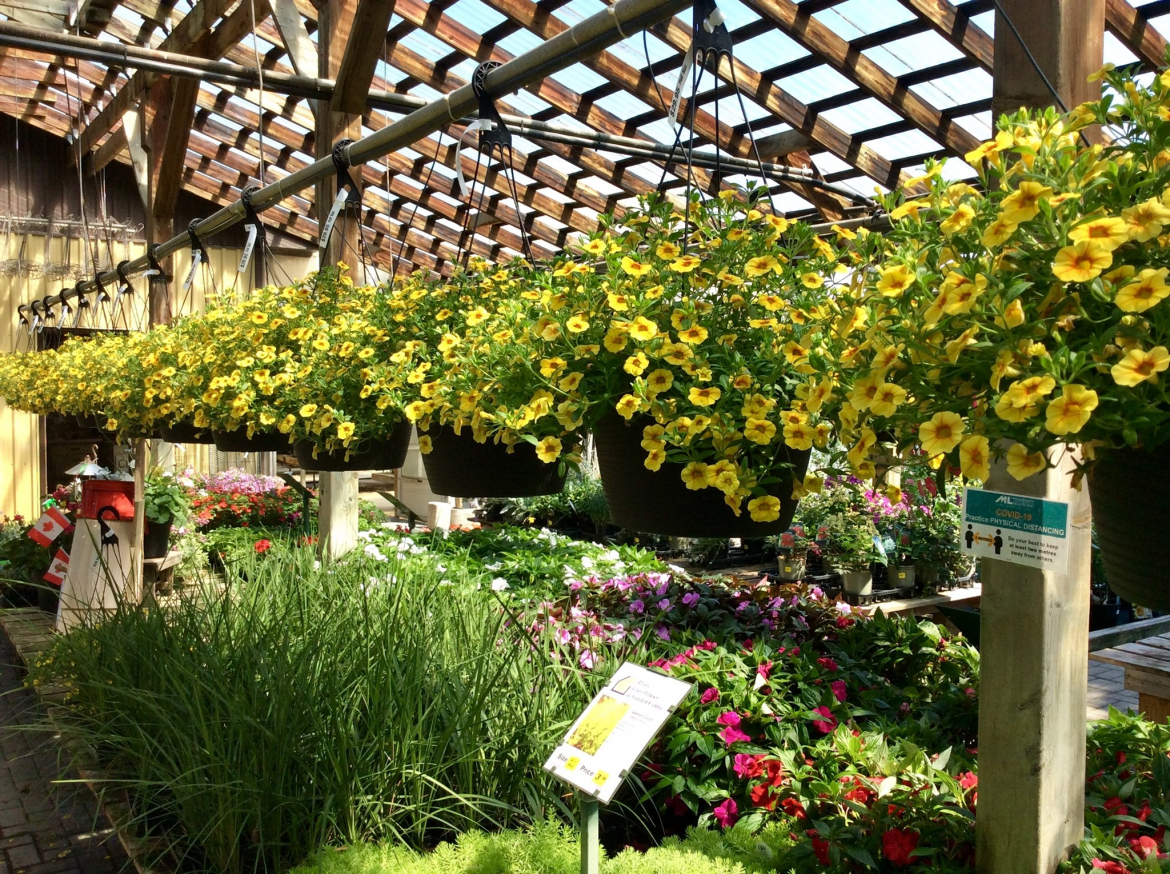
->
[{"left": 1088, "top": 660, "right": 1139, "bottom": 721}]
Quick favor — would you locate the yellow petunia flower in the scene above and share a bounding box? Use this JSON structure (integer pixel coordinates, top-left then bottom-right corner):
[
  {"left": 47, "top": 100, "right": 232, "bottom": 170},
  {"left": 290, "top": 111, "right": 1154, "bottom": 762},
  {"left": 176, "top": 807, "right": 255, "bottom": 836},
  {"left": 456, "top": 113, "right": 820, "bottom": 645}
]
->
[
  {"left": 876, "top": 264, "right": 914, "bottom": 297},
  {"left": 688, "top": 386, "right": 721, "bottom": 407},
  {"left": 940, "top": 203, "right": 975, "bottom": 236},
  {"left": 677, "top": 326, "right": 708, "bottom": 345},
  {"left": 744, "top": 418, "right": 776, "bottom": 445},
  {"left": 643, "top": 447, "right": 666, "bottom": 471},
  {"left": 669, "top": 255, "right": 702, "bottom": 273},
  {"left": 1000, "top": 181, "right": 1053, "bottom": 224},
  {"left": 535, "top": 436, "right": 562, "bottom": 464},
  {"left": 615, "top": 394, "right": 641, "bottom": 420},
  {"left": 646, "top": 369, "right": 674, "bottom": 395},
  {"left": 745, "top": 255, "right": 780, "bottom": 277},
  {"left": 300, "top": 403, "right": 318, "bottom": 418},
  {"left": 621, "top": 256, "right": 653, "bottom": 277},
  {"left": 747, "top": 495, "right": 781, "bottom": 523},
  {"left": 629, "top": 317, "right": 658, "bottom": 342},
  {"left": 1068, "top": 216, "right": 1130, "bottom": 252},
  {"left": 801, "top": 273, "right": 824, "bottom": 289},
  {"left": 624, "top": 352, "right": 650, "bottom": 376}
]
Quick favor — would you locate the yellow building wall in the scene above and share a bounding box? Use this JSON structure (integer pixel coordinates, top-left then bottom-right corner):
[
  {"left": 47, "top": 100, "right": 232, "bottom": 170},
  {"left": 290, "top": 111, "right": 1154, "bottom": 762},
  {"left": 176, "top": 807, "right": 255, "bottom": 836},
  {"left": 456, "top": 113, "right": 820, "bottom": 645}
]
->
[{"left": 0, "top": 235, "right": 318, "bottom": 518}]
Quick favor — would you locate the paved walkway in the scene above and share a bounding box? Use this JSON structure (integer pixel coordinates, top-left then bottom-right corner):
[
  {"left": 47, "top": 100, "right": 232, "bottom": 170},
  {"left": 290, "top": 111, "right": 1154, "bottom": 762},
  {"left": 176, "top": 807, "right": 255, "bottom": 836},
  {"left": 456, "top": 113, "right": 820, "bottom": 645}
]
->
[
  {"left": 1088, "top": 659, "right": 1139, "bottom": 721},
  {"left": 0, "top": 632, "right": 128, "bottom": 874}
]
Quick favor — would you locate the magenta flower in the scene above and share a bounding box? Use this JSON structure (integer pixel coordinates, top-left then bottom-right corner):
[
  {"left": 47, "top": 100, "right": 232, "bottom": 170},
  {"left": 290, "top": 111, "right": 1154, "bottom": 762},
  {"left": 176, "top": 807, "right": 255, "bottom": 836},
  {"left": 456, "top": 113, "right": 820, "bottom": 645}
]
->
[
  {"left": 712, "top": 798, "right": 738, "bottom": 829},
  {"left": 655, "top": 625, "right": 671, "bottom": 641},
  {"left": 812, "top": 706, "right": 838, "bottom": 734},
  {"left": 700, "top": 687, "right": 720, "bottom": 705},
  {"left": 657, "top": 598, "right": 672, "bottom": 611},
  {"left": 716, "top": 711, "right": 742, "bottom": 728},
  {"left": 579, "top": 650, "right": 597, "bottom": 669},
  {"left": 733, "top": 753, "right": 761, "bottom": 779},
  {"left": 719, "top": 725, "right": 751, "bottom": 744},
  {"left": 831, "top": 679, "right": 847, "bottom": 702},
  {"left": 682, "top": 591, "right": 700, "bottom": 607},
  {"left": 629, "top": 599, "right": 645, "bottom": 614},
  {"left": 757, "top": 661, "right": 773, "bottom": 681}
]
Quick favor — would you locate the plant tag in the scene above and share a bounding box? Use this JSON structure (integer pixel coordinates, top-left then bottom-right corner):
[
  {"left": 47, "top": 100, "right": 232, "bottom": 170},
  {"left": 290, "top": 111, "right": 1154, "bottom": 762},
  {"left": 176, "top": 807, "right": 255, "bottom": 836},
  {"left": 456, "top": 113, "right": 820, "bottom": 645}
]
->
[{"left": 544, "top": 662, "right": 691, "bottom": 804}]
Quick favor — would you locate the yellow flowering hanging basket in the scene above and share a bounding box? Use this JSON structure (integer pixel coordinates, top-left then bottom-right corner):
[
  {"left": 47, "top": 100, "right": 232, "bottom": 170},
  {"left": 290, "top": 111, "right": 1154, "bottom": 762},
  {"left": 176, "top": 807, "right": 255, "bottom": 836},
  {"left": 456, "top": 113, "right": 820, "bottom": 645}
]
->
[
  {"left": 418, "top": 424, "right": 567, "bottom": 499},
  {"left": 292, "top": 421, "right": 412, "bottom": 472}
]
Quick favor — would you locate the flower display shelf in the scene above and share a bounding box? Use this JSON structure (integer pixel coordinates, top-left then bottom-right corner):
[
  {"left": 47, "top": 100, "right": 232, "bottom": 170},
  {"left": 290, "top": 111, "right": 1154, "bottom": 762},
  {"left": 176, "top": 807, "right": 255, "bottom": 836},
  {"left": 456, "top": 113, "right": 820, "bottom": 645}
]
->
[{"left": 842, "top": 581, "right": 917, "bottom": 608}]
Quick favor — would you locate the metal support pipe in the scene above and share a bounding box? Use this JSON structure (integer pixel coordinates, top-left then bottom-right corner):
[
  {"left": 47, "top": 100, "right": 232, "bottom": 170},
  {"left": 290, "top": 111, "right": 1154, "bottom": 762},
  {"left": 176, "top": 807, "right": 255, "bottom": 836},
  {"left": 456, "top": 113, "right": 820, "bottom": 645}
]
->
[
  {"left": 18, "top": 0, "right": 694, "bottom": 318},
  {"left": 0, "top": 20, "right": 873, "bottom": 205}
]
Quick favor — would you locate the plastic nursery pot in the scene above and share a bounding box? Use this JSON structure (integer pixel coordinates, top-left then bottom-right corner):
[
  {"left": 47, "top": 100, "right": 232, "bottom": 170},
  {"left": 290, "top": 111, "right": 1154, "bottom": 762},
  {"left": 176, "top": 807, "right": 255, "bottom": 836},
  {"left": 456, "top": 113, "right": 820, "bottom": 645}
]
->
[
  {"left": 593, "top": 410, "right": 811, "bottom": 538},
  {"left": 841, "top": 570, "right": 873, "bottom": 596},
  {"left": 212, "top": 428, "right": 289, "bottom": 453},
  {"left": 777, "top": 556, "right": 807, "bottom": 581},
  {"left": 294, "top": 421, "right": 412, "bottom": 472},
  {"left": 891, "top": 565, "right": 916, "bottom": 589},
  {"left": 1089, "top": 442, "right": 1170, "bottom": 611},
  {"left": 161, "top": 419, "right": 216, "bottom": 445},
  {"left": 420, "top": 425, "right": 567, "bottom": 498},
  {"left": 143, "top": 519, "right": 173, "bottom": 559}
]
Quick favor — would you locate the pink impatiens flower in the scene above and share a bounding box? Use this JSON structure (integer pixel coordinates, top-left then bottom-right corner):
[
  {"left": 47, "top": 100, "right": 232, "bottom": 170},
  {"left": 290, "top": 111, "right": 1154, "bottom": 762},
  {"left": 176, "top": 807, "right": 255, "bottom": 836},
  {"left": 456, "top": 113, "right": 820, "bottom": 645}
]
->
[
  {"left": 720, "top": 725, "right": 751, "bottom": 744},
  {"left": 831, "top": 679, "right": 847, "bottom": 702},
  {"left": 716, "top": 711, "right": 741, "bottom": 727},
  {"left": 699, "top": 687, "right": 720, "bottom": 705},
  {"left": 712, "top": 798, "right": 738, "bottom": 829},
  {"left": 733, "top": 753, "right": 764, "bottom": 779},
  {"left": 817, "top": 657, "right": 839, "bottom": 672},
  {"left": 811, "top": 706, "right": 838, "bottom": 734}
]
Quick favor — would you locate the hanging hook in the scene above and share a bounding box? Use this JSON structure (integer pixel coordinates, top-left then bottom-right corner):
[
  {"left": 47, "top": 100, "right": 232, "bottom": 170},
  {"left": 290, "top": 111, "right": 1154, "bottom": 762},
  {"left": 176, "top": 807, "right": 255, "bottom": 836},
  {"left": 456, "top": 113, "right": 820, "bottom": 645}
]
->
[
  {"left": 29, "top": 300, "right": 43, "bottom": 334},
  {"left": 238, "top": 186, "right": 263, "bottom": 278},
  {"left": 73, "top": 291, "right": 90, "bottom": 328},
  {"left": 320, "top": 139, "right": 362, "bottom": 259},
  {"left": 183, "top": 219, "right": 210, "bottom": 293}
]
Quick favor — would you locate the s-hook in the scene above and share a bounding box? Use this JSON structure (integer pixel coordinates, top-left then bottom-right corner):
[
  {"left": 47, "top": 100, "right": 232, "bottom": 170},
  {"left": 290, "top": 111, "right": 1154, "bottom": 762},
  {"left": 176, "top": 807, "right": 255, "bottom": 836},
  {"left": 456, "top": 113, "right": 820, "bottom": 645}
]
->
[
  {"left": 183, "top": 219, "right": 210, "bottom": 293},
  {"left": 320, "top": 138, "right": 362, "bottom": 259},
  {"left": 238, "top": 186, "right": 264, "bottom": 277}
]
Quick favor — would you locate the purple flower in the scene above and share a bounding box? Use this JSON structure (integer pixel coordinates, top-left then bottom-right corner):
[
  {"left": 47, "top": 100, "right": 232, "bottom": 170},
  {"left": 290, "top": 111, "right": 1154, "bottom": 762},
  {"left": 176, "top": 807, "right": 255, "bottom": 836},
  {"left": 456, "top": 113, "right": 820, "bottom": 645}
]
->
[
  {"left": 629, "top": 599, "right": 645, "bottom": 614},
  {"left": 657, "top": 598, "right": 672, "bottom": 611},
  {"left": 719, "top": 726, "right": 751, "bottom": 745},
  {"left": 682, "top": 591, "right": 700, "bottom": 607},
  {"left": 700, "top": 687, "right": 720, "bottom": 705},
  {"left": 655, "top": 625, "right": 671, "bottom": 641},
  {"left": 712, "top": 798, "right": 738, "bottom": 828}
]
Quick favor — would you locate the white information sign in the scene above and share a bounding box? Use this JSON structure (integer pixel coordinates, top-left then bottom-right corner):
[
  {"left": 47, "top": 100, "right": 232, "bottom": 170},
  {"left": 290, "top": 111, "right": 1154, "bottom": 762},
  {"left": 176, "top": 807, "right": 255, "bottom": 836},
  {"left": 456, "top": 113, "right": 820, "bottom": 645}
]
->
[
  {"left": 961, "top": 487, "right": 1070, "bottom": 574},
  {"left": 544, "top": 662, "right": 691, "bottom": 804}
]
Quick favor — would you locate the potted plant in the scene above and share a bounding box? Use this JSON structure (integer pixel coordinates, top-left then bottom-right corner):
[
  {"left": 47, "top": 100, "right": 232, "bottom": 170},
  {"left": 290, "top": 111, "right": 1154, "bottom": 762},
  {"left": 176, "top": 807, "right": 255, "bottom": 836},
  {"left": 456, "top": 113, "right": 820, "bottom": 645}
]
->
[
  {"left": 143, "top": 469, "right": 189, "bottom": 559},
  {"left": 824, "top": 507, "right": 887, "bottom": 595},
  {"left": 824, "top": 66, "right": 1170, "bottom": 609},
  {"left": 776, "top": 525, "right": 811, "bottom": 580}
]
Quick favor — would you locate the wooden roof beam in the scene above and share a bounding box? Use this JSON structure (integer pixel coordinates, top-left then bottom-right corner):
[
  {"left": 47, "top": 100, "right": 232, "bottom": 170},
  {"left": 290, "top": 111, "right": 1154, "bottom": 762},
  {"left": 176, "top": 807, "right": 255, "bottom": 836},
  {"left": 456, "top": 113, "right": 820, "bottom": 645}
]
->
[
  {"left": 896, "top": 0, "right": 994, "bottom": 70},
  {"left": 743, "top": 0, "right": 982, "bottom": 159},
  {"left": 1105, "top": 0, "right": 1169, "bottom": 72},
  {"left": 331, "top": 0, "right": 396, "bottom": 114}
]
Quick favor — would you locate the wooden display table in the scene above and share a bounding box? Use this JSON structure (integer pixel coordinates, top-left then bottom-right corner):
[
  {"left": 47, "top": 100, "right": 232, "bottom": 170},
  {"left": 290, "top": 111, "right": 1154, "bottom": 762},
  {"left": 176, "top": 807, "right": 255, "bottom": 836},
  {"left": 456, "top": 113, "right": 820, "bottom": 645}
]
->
[
  {"left": 1090, "top": 632, "right": 1170, "bottom": 722},
  {"left": 857, "top": 583, "right": 982, "bottom": 618}
]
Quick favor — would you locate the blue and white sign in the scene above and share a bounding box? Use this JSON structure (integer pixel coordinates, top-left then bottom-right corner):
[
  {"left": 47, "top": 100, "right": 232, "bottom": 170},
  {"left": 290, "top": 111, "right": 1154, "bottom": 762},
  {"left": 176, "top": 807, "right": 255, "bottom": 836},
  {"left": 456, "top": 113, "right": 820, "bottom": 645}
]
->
[{"left": 961, "top": 488, "right": 1070, "bottom": 574}]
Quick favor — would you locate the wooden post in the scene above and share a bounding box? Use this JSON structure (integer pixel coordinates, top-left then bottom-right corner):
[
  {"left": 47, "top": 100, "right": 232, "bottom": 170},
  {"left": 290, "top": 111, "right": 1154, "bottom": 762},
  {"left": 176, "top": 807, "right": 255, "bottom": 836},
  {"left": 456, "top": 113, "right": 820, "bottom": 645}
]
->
[
  {"left": 978, "top": 6, "right": 1104, "bottom": 872},
  {"left": 314, "top": 0, "right": 363, "bottom": 560}
]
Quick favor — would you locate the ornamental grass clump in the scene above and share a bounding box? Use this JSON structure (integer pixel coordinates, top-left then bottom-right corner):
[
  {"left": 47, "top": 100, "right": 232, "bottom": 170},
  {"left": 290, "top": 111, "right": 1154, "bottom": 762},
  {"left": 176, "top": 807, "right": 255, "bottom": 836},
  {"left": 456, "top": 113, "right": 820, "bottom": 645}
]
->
[
  {"left": 30, "top": 547, "right": 597, "bottom": 873},
  {"left": 832, "top": 63, "right": 1170, "bottom": 483}
]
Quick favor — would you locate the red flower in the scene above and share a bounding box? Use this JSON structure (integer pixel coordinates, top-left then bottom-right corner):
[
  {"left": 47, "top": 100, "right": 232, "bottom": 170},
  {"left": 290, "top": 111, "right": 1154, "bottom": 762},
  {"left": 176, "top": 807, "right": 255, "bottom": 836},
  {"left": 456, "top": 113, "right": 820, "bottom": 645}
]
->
[
  {"left": 749, "top": 784, "right": 777, "bottom": 810},
  {"left": 780, "top": 797, "right": 807, "bottom": 819},
  {"left": 817, "top": 657, "right": 839, "bottom": 672},
  {"left": 811, "top": 706, "right": 837, "bottom": 734},
  {"left": 1091, "top": 861, "right": 1128, "bottom": 874},
  {"left": 1129, "top": 835, "right": 1160, "bottom": 859},
  {"left": 958, "top": 771, "right": 978, "bottom": 790},
  {"left": 762, "top": 758, "right": 784, "bottom": 787},
  {"left": 254, "top": 539, "right": 272, "bottom": 554},
  {"left": 882, "top": 828, "right": 920, "bottom": 867},
  {"left": 808, "top": 831, "right": 831, "bottom": 865}
]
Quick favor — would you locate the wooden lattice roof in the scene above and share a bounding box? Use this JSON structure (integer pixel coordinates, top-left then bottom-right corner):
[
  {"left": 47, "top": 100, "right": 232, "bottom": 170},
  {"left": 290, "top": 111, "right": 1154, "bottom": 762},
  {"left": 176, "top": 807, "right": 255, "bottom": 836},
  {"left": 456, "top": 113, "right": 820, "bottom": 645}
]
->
[{"left": 1, "top": 0, "right": 1168, "bottom": 276}]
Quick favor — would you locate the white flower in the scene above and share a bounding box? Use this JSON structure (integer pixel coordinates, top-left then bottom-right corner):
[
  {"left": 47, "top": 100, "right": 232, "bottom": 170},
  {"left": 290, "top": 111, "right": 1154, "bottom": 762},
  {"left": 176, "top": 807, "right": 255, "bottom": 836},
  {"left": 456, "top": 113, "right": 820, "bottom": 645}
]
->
[
  {"left": 490, "top": 578, "right": 510, "bottom": 591},
  {"left": 486, "top": 562, "right": 503, "bottom": 571},
  {"left": 580, "top": 556, "right": 594, "bottom": 569},
  {"left": 601, "top": 550, "right": 620, "bottom": 562}
]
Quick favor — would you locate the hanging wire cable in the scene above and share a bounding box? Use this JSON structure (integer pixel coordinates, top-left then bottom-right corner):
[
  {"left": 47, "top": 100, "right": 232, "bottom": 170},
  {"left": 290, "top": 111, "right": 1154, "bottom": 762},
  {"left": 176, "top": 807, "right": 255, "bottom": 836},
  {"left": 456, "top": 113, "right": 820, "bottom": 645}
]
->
[
  {"left": 62, "top": 21, "right": 96, "bottom": 282},
  {"left": 988, "top": 0, "right": 1068, "bottom": 112},
  {"left": 249, "top": 0, "right": 268, "bottom": 186}
]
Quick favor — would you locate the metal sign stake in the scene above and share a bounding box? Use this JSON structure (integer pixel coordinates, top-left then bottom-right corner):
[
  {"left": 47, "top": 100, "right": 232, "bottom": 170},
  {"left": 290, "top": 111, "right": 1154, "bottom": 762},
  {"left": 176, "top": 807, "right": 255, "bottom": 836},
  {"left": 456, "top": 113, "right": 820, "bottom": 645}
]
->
[{"left": 579, "top": 793, "right": 599, "bottom": 874}]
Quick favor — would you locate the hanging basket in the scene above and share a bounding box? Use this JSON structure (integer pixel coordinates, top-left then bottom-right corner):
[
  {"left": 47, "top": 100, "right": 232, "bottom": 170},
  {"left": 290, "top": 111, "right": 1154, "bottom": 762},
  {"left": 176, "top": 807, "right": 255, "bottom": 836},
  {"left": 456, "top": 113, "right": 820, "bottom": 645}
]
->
[
  {"left": 421, "top": 426, "right": 567, "bottom": 498},
  {"left": 1088, "top": 442, "right": 1170, "bottom": 610},
  {"left": 143, "top": 519, "right": 173, "bottom": 559},
  {"left": 161, "top": 420, "right": 216, "bottom": 445},
  {"left": 294, "top": 422, "right": 412, "bottom": 472},
  {"left": 593, "top": 411, "right": 810, "bottom": 538},
  {"left": 212, "top": 428, "right": 289, "bottom": 453}
]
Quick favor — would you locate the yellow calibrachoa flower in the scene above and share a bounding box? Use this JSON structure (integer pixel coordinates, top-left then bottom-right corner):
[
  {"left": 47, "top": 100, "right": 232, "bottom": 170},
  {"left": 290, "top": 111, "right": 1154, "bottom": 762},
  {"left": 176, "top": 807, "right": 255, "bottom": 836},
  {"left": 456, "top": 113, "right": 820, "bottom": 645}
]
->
[
  {"left": 877, "top": 264, "right": 914, "bottom": 297},
  {"left": 1044, "top": 384, "right": 1098, "bottom": 435},
  {"left": 747, "top": 494, "right": 781, "bottom": 523},
  {"left": 669, "top": 255, "right": 702, "bottom": 273},
  {"left": 959, "top": 434, "right": 990, "bottom": 481},
  {"left": 783, "top": 420, "right": 815, "bottom": 450},
  {"left": 615, "top": 394, "right": 640, "bottom": 420},
  {"left": 643, "top": 446, "right": 666, "bottom": 471},
  {"left": 919, "top": 411, "right": 965, "bottom": 456},
  {"left": 535, "top": 436, "right": 562, "bottom": 463},
  {"left": 1114, "top": 268, "right": 1170, "bottom": 312},
  {"left": 1068, "top": 216, "right": 1130, "bottom": 251},
  {"left": 1006, "top": 443, "right": 1047, "bottom": 480},
  {"left": 300, "top": 403, "right": 318, "bottom": 418},
  {"left": 629, "top": 316, "right": 658, "bottom": 342},
  {"left": 744, "top": 255, "right": 780, "bottom": 277},
  {"left": 566, "top": 314, "right": 590, "bottom": 333},
  {"left": 688, "top": 386, "right": 721, "bottom": 407},
  {"left": 1052, "top": 241, "right": 1112, "bottom": 283},
  {"left": 939, "top": 203, "right": 975, "bottom": 236},
  {"left": 1000, "top": 181, "right": 1053, "bottom": 223},
  {"left": 620, "top": 256, "right": 653, "bottom": 277},
  {"left": 1111, "top": 346, "right": 1170, "bottom": 386},
  {"left": 680, "top": 462, "right": 709, "bottom": 490},
  {"left": 743, "top": 418, "right": 776, "bottom": 445},
  {"left": 1003, "top": 374, "right": 1056, "bottom": 409},
  {"left": 677, "top": 325, "right": 709, "bottom": 345},
  {"left": 655, "top": 242, "right": 681, "bottom": 259}
]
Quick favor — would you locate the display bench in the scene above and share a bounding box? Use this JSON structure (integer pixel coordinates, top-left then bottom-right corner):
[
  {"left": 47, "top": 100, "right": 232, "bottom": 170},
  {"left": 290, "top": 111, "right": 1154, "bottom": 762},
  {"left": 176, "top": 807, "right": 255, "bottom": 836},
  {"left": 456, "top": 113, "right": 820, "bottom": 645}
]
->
[{"left": 1089, "top": 629, "right": 1170, "bottom": 722}]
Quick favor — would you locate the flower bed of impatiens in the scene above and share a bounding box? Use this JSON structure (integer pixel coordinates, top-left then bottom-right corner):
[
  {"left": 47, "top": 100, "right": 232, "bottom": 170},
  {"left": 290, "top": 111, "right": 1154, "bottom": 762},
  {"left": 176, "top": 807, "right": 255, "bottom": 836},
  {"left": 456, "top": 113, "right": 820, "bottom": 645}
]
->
[{"left": 187, "top": 469, "right": 305, "bottom": 531}]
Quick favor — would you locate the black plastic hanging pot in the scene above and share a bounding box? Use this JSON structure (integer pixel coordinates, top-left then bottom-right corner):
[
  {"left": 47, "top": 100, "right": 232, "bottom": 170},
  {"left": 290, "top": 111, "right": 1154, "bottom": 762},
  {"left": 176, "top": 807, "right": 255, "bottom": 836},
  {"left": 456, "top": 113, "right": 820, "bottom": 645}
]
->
[
  {"left": 161, "top": 419, "right": 216, "bottom": 445},
  {"left": 593, "top": 411, "right": 811, "bottom": 538},
  {"left": 1088, "top": 442, "right": 1170, "bottom": 610},
  {"left": 294, "top": 421, "right": 412, "bottom": 471},
  {"left": 212, "top": 428, "right": 289, "bottom": 453},
  {"left": 143, "top": 519, "right": 173, "bottom": 559},
  {"left": 421, "top": 426, "right": 567, "bottom": 498}
]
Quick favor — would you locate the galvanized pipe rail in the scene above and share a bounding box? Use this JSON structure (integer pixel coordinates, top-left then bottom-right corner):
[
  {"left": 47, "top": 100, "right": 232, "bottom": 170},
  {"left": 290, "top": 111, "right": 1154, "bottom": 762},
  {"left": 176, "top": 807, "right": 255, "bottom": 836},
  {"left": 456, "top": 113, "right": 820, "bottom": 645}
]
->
[{"left": 17, "top": 0, "right": 693, "bottom": 319}]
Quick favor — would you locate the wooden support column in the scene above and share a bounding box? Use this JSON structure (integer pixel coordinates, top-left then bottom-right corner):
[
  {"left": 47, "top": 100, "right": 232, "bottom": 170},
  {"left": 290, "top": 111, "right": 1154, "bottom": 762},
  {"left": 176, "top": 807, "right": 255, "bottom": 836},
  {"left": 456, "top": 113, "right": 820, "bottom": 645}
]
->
[
  {"left": 979, "top": 5, "right": 1103, "bottom": 872},
  {"left": 315, "top": 0, "right": 362, "bottom": 561}
]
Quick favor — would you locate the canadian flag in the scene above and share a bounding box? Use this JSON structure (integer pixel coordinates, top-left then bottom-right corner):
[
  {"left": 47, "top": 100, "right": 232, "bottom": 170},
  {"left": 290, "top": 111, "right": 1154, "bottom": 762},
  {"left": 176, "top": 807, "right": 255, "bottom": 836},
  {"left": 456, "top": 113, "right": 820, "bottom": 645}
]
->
[
  {"left": 28, "top": 507, "right": 70, "bottom": 548},
  {"left": 43, "top": 548, "right": 69, "bottom": 587}
]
